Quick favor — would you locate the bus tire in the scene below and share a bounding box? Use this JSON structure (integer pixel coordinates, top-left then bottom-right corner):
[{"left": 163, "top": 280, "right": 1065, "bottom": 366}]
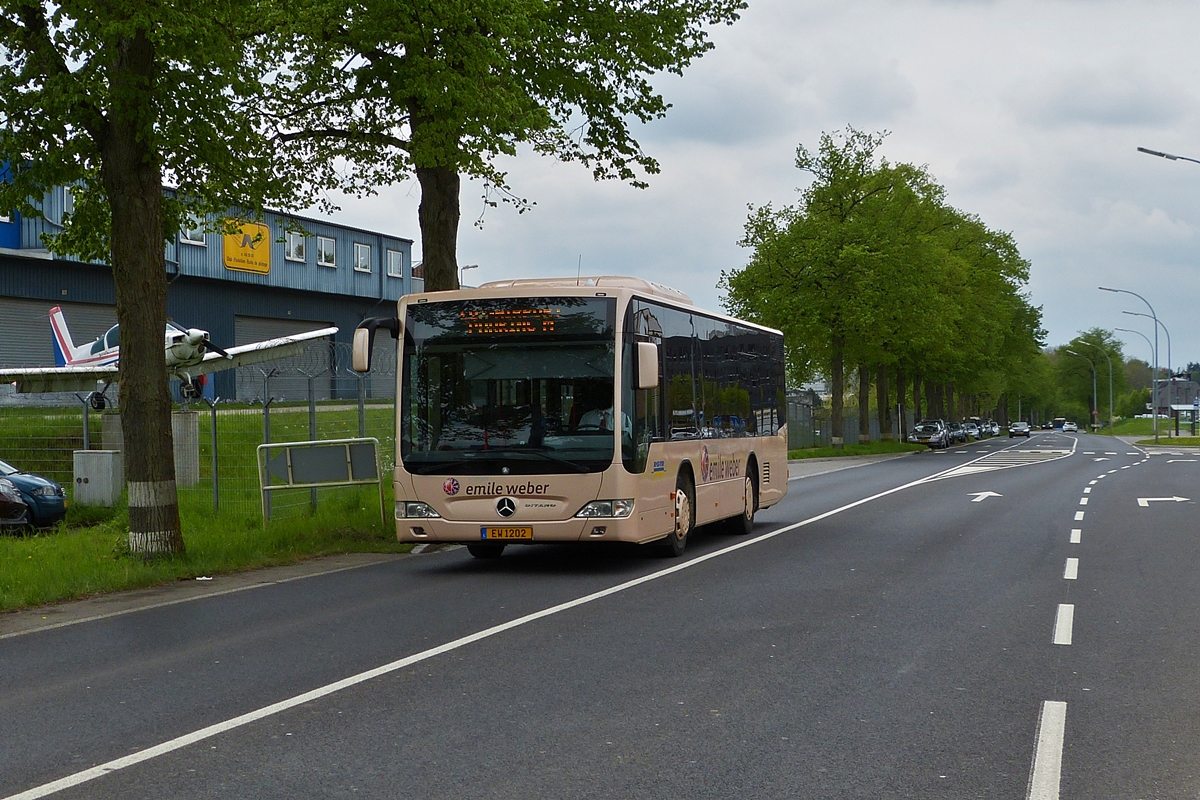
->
[
  {"left": 728, "top": 474, "right": 757, "bottom": 535},
  {"left": 662, "top": 473, "right": 694, "bottom": 557},
  {"left": 467, "top": 543, "right": 506, "bottom": 559}
]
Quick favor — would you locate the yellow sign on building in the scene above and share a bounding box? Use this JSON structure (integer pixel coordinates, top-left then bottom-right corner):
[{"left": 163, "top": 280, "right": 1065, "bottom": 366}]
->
[{"left": 223, "top": 221, "right": 270, "bottom": 274}]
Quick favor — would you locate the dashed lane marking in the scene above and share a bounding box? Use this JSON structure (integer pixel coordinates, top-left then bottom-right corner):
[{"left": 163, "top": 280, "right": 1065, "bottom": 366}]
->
[
  {"left": 1064, "top": 558, "right": 1078, "bottom": 580},
  {"left": 1053, "top": 604, "right": 1075, "bottom": 645},
  {"left": 1070, "top": 529, "right": 1081, "bottom": 544},
  {"left": 1027, "top": 701, "right": 1067, "bottom": 800}
]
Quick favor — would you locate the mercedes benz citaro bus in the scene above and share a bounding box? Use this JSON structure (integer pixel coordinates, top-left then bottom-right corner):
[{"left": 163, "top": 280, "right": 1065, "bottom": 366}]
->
[{"left": 352, "top": 276, "right": 788, "bottom": 559}]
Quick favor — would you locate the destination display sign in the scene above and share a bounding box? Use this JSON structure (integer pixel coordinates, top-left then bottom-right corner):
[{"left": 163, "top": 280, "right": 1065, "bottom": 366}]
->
[{"left": 461, "top": 307, "right": 560, "bottom": 335}]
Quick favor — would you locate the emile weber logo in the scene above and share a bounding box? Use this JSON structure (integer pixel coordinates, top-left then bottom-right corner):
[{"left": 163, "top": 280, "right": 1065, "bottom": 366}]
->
[
  {"left": 442, "top": 481, "right": 551, "bottom": 497},
  {"left": 700, "top": 445, "right": 741, "bottom": 483}
]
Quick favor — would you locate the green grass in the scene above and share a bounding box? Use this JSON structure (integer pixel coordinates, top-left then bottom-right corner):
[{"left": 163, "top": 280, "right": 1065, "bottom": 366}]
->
[
  {"left": 0, "top": 403, "right": 406, "bottom": 612},
  {"left": 788, "top": 441, "right": 927, "bottom": 459},
  {"left": 1136, "top": 436, "right": 1200, "bottom": 446},
  {"left": 0, "top": 489, "right": 409, "bottom": 612}
]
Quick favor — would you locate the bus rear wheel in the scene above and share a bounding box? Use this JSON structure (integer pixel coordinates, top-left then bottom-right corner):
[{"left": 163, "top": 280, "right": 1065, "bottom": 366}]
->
[
  {"left": 727, "top": 474, "right": 757, "bottom": 535},
  {"left": 662, "top": 474, "right": 694, "bottom": 557},
  {"left": 467, "top": 543, "right": 506, "bottom": 559}
]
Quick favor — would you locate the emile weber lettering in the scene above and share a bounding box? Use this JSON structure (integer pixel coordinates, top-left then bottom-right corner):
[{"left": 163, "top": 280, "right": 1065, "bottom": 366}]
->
[{"left": 465, "top": 482, "right": 550, "bottom": 496}]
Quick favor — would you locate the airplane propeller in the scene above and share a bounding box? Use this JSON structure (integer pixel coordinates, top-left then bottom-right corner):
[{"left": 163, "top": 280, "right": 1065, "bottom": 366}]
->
[{"left": 202, "top": 338, "right": 232, "bottom": 359}]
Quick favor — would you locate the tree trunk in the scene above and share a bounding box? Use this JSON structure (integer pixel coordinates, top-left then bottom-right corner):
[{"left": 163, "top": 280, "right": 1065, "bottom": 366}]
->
[
  {"left": 858, "top": 364, "right": 870, "bottom": 444},
  {"left": 830, "top": 335, "right": 844, "bottom": 448},
  {"left": 100, "top": 29, "right": 183, "bottom": 556},
  {"left": 945, "top": 382, "right": 956, "bottom": 422},
  {"left": 416, "top": 165, "right": 461, "bottom": 292},
  {"left": 876, "top": 364, "right": 892, "bottom": 441},
  {"left": 912, "top": 372, "right": 922, "bottom": 422},
  {"left": 926, "top": 381, "right": 938, "bottom": 420},
  {"left": 896, "top": 365, "right": 907, "bottom": 441}
]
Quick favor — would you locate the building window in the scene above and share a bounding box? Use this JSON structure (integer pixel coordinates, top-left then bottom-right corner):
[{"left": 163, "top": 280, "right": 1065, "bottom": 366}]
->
[
  {"left": 181, "top": 216, "right": 206, "bottom": 246},
  {"left": 285, "top": 231, "right": 305, "bottom": 262},
  {"left": 63, "top": 188, "right": 75, "bottom": 217},
  {"left": 317, "top": 236, "right": 336, "bottom": 267},
  {"left": 354, "top": 242, "right": 371, "bottom": 273},
  {"left": 386, "top": 249, "right": 403, "bottom": 277}
]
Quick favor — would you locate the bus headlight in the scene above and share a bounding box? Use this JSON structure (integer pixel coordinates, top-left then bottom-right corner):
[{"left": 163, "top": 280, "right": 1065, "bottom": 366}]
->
[
  {"left": 395, "top": 501, "right": 441, "bottom": 519},
  {"left": 575, "top": 499, "right": 634, "bottom": 519}
]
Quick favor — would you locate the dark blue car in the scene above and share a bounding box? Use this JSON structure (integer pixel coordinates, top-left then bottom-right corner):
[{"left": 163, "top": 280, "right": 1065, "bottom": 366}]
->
[{"left": 0, "top": 458, "right": 66, "bottom": 527}]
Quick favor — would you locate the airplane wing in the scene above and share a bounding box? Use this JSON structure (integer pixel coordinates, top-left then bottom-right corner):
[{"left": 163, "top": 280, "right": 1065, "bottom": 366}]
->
[
  {"left": 188, "top": 326, "right": 340, "bottom": 377},
  {"left": 0, "top": 365, "right": 121, "bottom": 394},
  {"left": 0, "top": 327, "right": 338, "bottom": 393}
]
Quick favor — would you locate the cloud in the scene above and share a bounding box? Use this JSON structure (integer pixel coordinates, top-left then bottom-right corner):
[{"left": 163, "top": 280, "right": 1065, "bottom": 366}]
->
[{"left": 1013, "top": 67, "right": 1188, "bottom": 129}]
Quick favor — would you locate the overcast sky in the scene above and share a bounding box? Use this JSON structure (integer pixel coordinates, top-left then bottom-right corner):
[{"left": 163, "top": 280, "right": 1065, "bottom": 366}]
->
[{"left": 324, "top": 0, "right": 1200, "bottom": 373}]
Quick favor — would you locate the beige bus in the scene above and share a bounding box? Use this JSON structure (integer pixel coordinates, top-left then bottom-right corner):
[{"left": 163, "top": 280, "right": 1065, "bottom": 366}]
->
[{"left": 352, "top": 276, "right": 788, "bottom": 559}]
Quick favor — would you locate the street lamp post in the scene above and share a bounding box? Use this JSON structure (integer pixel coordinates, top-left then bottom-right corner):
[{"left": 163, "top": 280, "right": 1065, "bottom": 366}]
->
[
  {"left": 1099, "top": 287, "right": 1160, "bottom": 443},
  {"left": 1079, "top": 341, "right": 1113, "bottom": 432},
  {"left": 1124, "top": 310, "right": 1174, "bottom": 434},
  {"left": 1116, "top": 326, "right": 1156, "bottom": 426},
  {"left": 1065, "top": 349, "right": 1098, "bottom": 430},
  {"left": 459, "top": 264, "right": 479, "bottom": 287}
]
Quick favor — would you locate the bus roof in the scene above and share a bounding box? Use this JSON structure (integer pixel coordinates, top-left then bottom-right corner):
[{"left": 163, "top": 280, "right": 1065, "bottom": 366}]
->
[{"left": 478, "top": 276, "right": 693, "bottom": 305}]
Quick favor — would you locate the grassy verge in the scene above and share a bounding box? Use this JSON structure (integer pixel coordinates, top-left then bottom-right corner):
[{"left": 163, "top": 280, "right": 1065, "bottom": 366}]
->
[
  {"left": 1136, "top": 436, "right": 1200, "bottom": 446},
  {"left": 789, "top": 441, "right": 927, "bottom": 459},
  {"left": 0, "top": 491, "right": 408, "bottom": 612}
]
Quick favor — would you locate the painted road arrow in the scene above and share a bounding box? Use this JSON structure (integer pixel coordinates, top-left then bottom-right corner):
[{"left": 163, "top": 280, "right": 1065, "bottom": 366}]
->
[
  {"left": 969, "top": 491, "right": 1003, "bottom": 503},
  {"left": 1137, "top": 496, "right": 1191, "bottom": 507}
]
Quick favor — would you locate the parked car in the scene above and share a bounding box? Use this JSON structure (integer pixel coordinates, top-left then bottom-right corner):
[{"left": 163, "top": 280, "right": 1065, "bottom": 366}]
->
[
  {"left": 964, "top": 422, "right": 980, "bottom": 440},
  {"left": 1062, "top": 421, "right": 1079, "bottom": 433},
  {"left": 912, "top": 420, "right": 949, "bottom": 449},
  {"left": 0, "top": 459, "right": 66, "bottom": 527},
  {"left": 1009, "top": 421, "right": 1032, "bottom": 438},
  {"left": 0, "top": 478, "right": 29, "bottom": 528},
  {"left": 947, "top": 421, "right": 967, "bottom": 443}
]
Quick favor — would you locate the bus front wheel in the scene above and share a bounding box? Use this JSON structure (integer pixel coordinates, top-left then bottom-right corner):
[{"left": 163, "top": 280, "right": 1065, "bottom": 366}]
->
[
  {"left": 467, "top": 543, "right": 506, "bottom": 559},
  {"left": 662, "top": 474, "right": 694, "bottom": 557}
]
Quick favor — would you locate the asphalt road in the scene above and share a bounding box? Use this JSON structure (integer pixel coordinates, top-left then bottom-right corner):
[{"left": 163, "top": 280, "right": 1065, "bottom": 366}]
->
[{"left": 3, "top": 432, "right": 1199, "bottom": 799}]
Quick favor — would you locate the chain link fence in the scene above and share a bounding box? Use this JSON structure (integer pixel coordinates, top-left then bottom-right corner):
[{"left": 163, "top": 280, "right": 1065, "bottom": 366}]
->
[{"left": 0, "top": 340, "right": 398, "bottom": 527}]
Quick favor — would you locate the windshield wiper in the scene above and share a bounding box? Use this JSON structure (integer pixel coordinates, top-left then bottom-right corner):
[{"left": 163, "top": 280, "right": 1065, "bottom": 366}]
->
[{"left": 504, "top": 448, "right": 591, "bottom": 473}]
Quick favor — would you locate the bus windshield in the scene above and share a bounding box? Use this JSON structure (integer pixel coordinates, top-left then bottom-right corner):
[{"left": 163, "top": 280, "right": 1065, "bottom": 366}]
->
[{"left": 400, "top": 296, "right": 618, "bottom": 475}]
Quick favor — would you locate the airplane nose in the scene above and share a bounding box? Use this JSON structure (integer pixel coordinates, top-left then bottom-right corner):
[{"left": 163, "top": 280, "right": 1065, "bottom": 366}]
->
[{"left": 185, "top": 329, "right": 206, "bottom": 346}]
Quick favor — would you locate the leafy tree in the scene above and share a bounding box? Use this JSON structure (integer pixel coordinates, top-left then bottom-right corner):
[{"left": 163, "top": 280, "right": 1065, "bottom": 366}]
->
[
  {"left": 274, "top": 0, "right": 745, "bottom": 291},
  {"left": 725, "top": 128, "right": 1043, "bottom": 445},
  {"left": 0, "top": 0, "right": 296, "bottom": 554}
]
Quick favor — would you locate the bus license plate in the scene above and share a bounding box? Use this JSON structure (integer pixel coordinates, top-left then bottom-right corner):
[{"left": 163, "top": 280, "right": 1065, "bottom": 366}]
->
[{"left": 481, "top": 526, "right": 533, "bottom": 540}]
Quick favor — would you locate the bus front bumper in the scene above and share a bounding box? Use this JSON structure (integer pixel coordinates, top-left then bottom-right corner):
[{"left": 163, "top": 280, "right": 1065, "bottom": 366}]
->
[{"left": 396, "top": 513, "right": 668, "bottom": 546}]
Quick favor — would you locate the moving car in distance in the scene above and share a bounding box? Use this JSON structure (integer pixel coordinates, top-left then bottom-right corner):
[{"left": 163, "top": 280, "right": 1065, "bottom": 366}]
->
[
  {"left": 1062, "top": 421, "right": 1079, "bottom": 433},
  {"left": 912, "top": 420, "right": 949, "bottom": 449},
  {"left": 0, "top": 478, "right": 29, "bottom": 528},
  {"left": 0, "top": 459, "right": 66, "bottom": 527},
  {"left": 1009, "top": 421, "right": 1032, "bottom": 438}
]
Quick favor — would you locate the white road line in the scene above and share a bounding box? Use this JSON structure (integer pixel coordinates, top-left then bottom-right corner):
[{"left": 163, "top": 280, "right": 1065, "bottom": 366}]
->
[
  {"left": 2, "top": 454, "right": 994, "bottom": 800},
  {"left": 1088, "top": 480, "right": 1097, "bottom": 485},
  {"left": 1027, "top": 700, "right": 1068, "bottom": 800},
  {"left": 1079, "top": 498, "right": 1088, "bottom": 505},
  {"left": 1083, "top": 487, "right": 1091, "bottom": 493},
  {"left": 1074, "top": 511, "right": 1085, "bottom": 521},
  {"left": 1107, "top": 469, "right": 1117, "bottom": 474},
  {"left": 1064, "top": 558, "right": 1078, "bottom": 580},
  {"left": 0, "top": 558, "right": 403, "bottom": 642},
  {"left": 1070, "top": 529, "right": 1081, "bottom": 544},
  {"left": 1053, "top": 604, "right": 1074, "bottom": 645}
]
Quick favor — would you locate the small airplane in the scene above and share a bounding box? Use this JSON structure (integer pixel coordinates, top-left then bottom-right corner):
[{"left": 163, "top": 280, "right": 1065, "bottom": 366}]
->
[{"left": 0, "top": 306, "right": 337, "bottom": 403}]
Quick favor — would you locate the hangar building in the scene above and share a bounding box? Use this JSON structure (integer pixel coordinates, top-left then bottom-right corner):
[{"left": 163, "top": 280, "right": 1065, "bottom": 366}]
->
[{"left": 0, "top": 186, "right": 418, "bottom": 403}]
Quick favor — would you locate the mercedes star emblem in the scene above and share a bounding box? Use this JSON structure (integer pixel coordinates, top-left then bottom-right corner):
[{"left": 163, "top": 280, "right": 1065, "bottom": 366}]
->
[{"left": 496, "top": 497, "right": 517, "bottom": 518}]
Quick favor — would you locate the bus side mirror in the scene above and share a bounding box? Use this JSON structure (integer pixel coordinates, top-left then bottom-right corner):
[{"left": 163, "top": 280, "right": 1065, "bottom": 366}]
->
[
  {"left": 352, "top": 317, "right": 401, "bottom": 373},
  {"left": 637, "top": 341, "right": 659, "bottom": 390}
]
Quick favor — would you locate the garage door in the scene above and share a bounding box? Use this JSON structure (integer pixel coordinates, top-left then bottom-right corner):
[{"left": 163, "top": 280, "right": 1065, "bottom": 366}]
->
[
  {"left": 0, "top": 298, "right": 116, "bottom": 369},
  {"left": 233, "top": 315, "right": 335, "bottom": 403}
]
